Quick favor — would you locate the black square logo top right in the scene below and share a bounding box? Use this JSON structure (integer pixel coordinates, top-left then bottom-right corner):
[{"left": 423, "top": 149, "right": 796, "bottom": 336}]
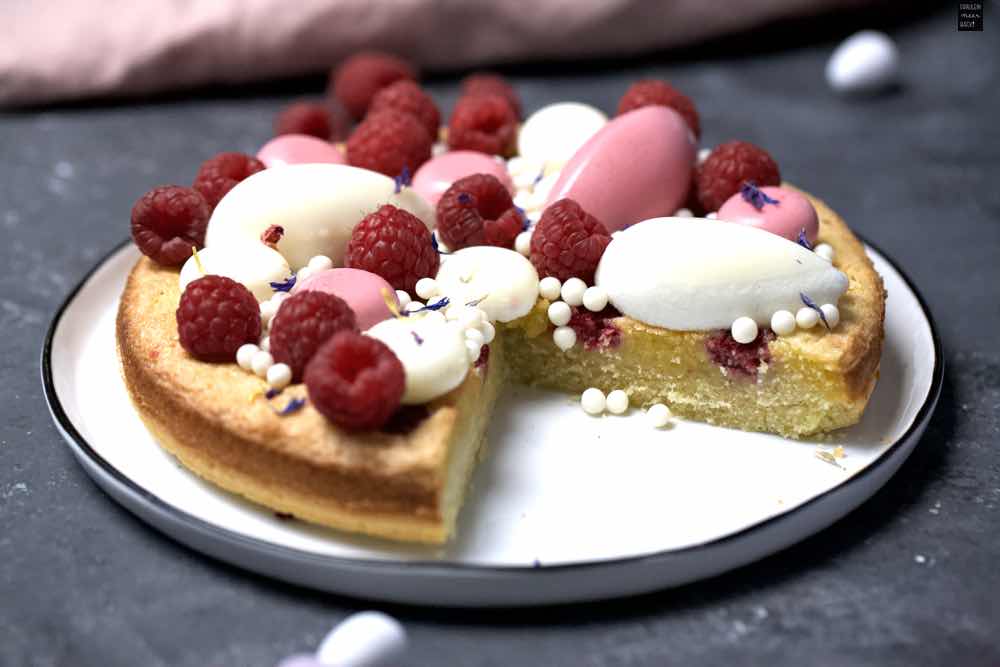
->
[{"left": 958, "top": 2, "right": 983, "bottom": 31}]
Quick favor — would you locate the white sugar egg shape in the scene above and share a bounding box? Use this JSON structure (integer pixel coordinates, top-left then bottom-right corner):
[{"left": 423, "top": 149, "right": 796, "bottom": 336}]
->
[
  {"left": 594, "top": 218, "right": 849, "bottom": 331},
  {"left": 826, "top": 30, "right": 900, "bottom": 95},
  {"left": 205, "top": 163, "right": 435, "bottom": 270}
]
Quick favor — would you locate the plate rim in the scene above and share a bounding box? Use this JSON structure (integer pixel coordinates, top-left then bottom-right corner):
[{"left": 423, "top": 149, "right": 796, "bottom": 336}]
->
[{"left": 41, "top": 237, "right": 944, "bottom": 576}]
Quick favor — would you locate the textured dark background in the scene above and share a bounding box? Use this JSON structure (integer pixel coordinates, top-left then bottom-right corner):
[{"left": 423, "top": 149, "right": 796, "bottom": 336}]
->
[{"left": 2, "top": 4, "right": 998, "bottom": 666}]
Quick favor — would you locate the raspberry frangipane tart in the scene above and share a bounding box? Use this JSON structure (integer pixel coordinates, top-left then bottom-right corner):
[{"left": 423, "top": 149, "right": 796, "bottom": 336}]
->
[{"left": 117, "top": 72, "right": 885, "bottom": 544}]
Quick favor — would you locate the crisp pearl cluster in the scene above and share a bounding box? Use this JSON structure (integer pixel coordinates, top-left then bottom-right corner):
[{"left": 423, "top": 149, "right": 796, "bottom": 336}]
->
[
  {"left": 578, "top": 388, "right": 671, "bottom": 429},
  {"left": 729, "top": 301, "right": 842, "bottom": 341},
  {"left": 540, "top": 275, "right": 610, "bottom": 352},
  {"left": 507, "top": 156, "right": 559, "bottom": 224},
  {"left": 814, "top": 243, "right": 835, "bottom": 262},
  {"left": 236, "top": 342, "right": 292, "bottom": 390},
  {"left": 409, "top": 273, "right": 497, "bottom": 364}
]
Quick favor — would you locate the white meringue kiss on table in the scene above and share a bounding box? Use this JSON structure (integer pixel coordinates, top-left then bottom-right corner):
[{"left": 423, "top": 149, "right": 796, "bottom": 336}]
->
[
  {"left": 277, "top": 611, "right": 407, "bottom": 667},
  {"left": 595, "top": 218, "right": 848, "bottom": 330},
  {"left": 204, "top": 163, "right": 435, "bottom": 270},
  {"left": 826, "top": 30, "right": 900, "bottom": 95}
]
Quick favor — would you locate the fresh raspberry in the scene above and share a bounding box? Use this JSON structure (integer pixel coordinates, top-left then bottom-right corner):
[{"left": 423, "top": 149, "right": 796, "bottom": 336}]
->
[
  {"left": 304, "top": 331, "right": 405, "bottom": 431},
  {"left": 529, "top": 198, "right": 611, "bottom": 283},
  {"left": 344, "top": 204, "right": 439, "bottom": 295},
  {"left": 436, "top": 174, "right": 523, "bottom": 250},
  {"left": 447, "top": 94, "right": 518, "bottom": 156},
  {"left": 368, "top": 80, "right": 441, "bottom": 139},
  {"left": 705, "top": 328, "right": 775, "bottom": 379},
  {"left": 331, "top": 51, "right": 417, "bottom": 120},
  {"left": 568, "top": 305, "right": 623, "bottom": 351},
  {"left": 192, "top": 152, "right": 266, "bottom": 209},
  {"left": 273, "top": 101, "right": 332, "bottom": 139},
  {"left": 131, "top": 185, "right": 211, "bottom": 266},
  {"left": 176, "top": 276, "right": 261, "bottom": 362},
  {"left": 617, "top": 79, "right": 701, "bottom": 139},
  {"left": 269, "top": 291, "right": 358, "bottom": 381},
  {"left": 460, "top": 72, "right": 522, "bottom": 118},
  {"left": 695, "top": 141, "right": 780, "bottom": 212},
  {"left": 346, "top": 109, "right": 432, "bottom": 177}
]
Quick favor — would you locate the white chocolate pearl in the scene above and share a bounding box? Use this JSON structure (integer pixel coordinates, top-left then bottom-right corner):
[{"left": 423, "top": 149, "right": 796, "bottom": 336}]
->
[
  {"left": 561, "top": 278, "right": 587, "bottom": 306},
  {"left": 796, "top": 306, "right": 820, "bottom": 329},
  {"left": 697, "top": 147, "right": 711, "bottom": 164},
  {"left": 271, "top": 291, "right": 290, "bottom": 306},
  {"left": 821, "top": 303, "right": 841, "bottom": 329},
  {"left": 553, "top": 326, "right": 576, "bottom": 351},
  {"left": 259, "top": 335, "right": 270, "bottom": 352},
  {"left": 515, "top": 231, "right": 532, "bottom": 257},
  {"left": 606, "top": 389, "right": 629, "bottom": 414},
  {"left": 815, "top": 243, "right": 835, "bottom": 262},
  {"left": 480, "top": 321, "right": 496, "bottom": 344},
  {"left": 421, "top": 310, "right": 447, "bottom": 326},
  {"left": 466, "top": 339, "right": 483, "bottom": 362},
  {"left": 731, "top": 316, "right": 759, "bottom": 344},
  {"left": 250, "top": 350, "right": 273, "bottom": 377},
  {"left": 538, "top": 276, "right": 562, "bottom": 301},
  {"left": 581, "top": 388, "right": 606, "bottom": 415},
  {"left": 415, "top": 277, "right": 439, "bottom": 300},
  {"left": 259, "top": 300, "right": 278, "bottom": 326},
  {"left": 395, "top": 290, "right": 412, "bottom": 308},
  {"left": 236, "top": 344, "right": 258, "bottom": 370},
  {"left": 771, "top": 310, "right": 796, "bottom": 336},
  {"left": 465, "top": 328, "right": 485, "bottom": 347},
  {"left": 674, "top": 208, "right": 693, "bottom": 217},
  {"left": 582, "top": 286, "right": 608, "bottom": 312},
  {"left": 646, "top": 403, "right": 672, "bottom": 428},
  {"left": 706, "top": 212, "right": 718, "bottom": 219},
  {"left": 307, "top": 255, "right": 333, "bottom": 272},
  {"left": 547, "top": 301, "right": 572, "bottom": 327},
  {"left": 404, "top": 301, "right": 425, "bottom": 313},
  {"left": 266, "top": 363, "right": 292, "bottom": 390}
]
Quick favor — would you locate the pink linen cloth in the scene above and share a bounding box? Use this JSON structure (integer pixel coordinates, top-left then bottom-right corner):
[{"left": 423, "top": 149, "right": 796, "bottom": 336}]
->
[{"left": 1, "top": 0, "right": 861, "bottom": 107}]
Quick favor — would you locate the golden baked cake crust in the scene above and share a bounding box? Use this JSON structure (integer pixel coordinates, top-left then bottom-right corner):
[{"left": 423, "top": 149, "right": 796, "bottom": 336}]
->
[
  {"left": 503, "top": 189, "right": 886, "bottom": 437},
  {"left": 117, "top": 258, "right": 504, "bottom": 543},
  {"left": 117, "top": 188, "right": 884, "bottom": 542}
]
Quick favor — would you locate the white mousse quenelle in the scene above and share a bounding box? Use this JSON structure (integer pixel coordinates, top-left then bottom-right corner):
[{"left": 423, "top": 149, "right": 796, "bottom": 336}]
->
[
  {"left": 595, "top": 218, "right": 849, "bottom": 330},
  {"left": 178, "top": 243, "right": 290, "bottom": 302},
  {"left": 366, "top": 316, "right": 470, "bottom": 405},
  {"left": 204, "top": 164, "right": 435, "bottom": 270},
  {"left": 434, "top": 247, "right": 540, "bottom": 323}
]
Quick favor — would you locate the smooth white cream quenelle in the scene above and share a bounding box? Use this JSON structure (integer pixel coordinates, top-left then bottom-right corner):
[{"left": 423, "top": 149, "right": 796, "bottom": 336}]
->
[
  {"left": 204, "top": 163, "right": 435, "bottom": 270},
  {"left": 595, "top": 218, "right": 849, "bottom": 330}
]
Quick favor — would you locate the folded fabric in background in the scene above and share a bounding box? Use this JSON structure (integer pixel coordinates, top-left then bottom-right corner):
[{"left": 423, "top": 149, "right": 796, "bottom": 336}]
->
[{"left": 1, "top": 0, "right": 863, "bottom": 107}]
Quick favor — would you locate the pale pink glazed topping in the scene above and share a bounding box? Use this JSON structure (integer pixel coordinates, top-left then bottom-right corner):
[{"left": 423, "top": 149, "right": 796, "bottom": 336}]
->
[
  {"left": 544, "top": 106, "right": 695, "bottom": 233},
  {"left": 256, "top": 134, "right": 347, "bottom": 168},
  {"left": 410, "top": 150, "right": 513, "bottom": 206},
  {"left": 293, "top": 268, "right": 397, "bottom": 330},
  {"left": 717, "top": 185, "right": 819, "bottom": 244}
]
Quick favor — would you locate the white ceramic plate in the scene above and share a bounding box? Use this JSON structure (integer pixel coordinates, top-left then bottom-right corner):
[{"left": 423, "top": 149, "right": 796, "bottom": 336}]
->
[{"left": 43, "top": 241, "right": 941, "bottom": 607}]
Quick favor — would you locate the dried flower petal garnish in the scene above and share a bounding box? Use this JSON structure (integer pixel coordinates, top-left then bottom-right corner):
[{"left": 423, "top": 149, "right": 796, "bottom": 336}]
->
[
  {"left": 465, "top": 295, "right": 488, "bottom": 307},
  {"left": 430, "top": 233, "right": 450, "bottom": 255},
  {"left": 261, "top": 224, "right": 284, "bottom": 246},
  {"left": 411, "top": 330, "right": 424, "bottom": 345},
  {"left": 265, "top": 388, "right": 281, "bottom": 400},
  {"left": 269, "top": 275, "right": 296, "bottom": 293},
  {"left": 740, "top": 181, "right": 780, "bottom": 211},
  {"left": 404, "top": 296, "right": 450, "bottom": 315},
  {"left": 380, "top": 288, "right": 405, "bottom": 319},
  {"left": 815, "top": 448, "right": 846, "bottom": 470},
  {"left": 797, "top": 227, "right": 813, "bottom": 251},
  {"left": 457, "top": 192, "right": 473, "bottom": 205},
  {"left": 191, "top": 246, "right": 206, "bottom": 275},
  {"left": 274, "top": 397, "right": 306, "bottom": 415},
  {"left": 393, "top": 166, "right": 412, "bottom": 194},
  {"left": 833, "top": 445, "right": 846, "bottom": 459},
  {"left": 800, "top": 292, "right": 830, "bottom": 329}
]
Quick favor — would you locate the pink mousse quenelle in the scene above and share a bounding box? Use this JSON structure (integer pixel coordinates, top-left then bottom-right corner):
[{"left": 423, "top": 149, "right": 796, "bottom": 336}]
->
[
  {"left": 256, "top": 134, "right": 347, "bottom": 168},
  {"left": 293, "top": 267, "right": 398, "bottom": 330},
  {"left": 411, "top": 150, "right": 514, "bottom": 206},
  {"left": 716, "top": 184, "right": 819, "bottom": 244},
  {"left": 545, "top": 106, "right": 695, "bottom": 233}
]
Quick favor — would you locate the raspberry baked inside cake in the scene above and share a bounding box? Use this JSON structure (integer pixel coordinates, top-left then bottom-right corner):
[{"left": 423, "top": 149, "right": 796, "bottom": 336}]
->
[{"left": 117, "top": 63, "right": 885, "bottom": 544}]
